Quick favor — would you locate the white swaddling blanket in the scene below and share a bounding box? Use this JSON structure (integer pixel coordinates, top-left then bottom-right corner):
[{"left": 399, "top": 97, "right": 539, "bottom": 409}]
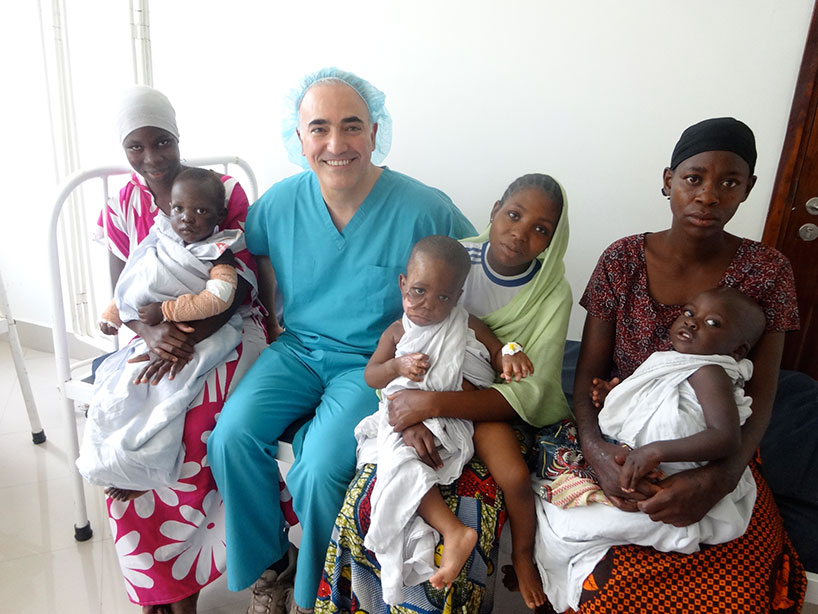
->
[
  {"left": 534, "top": 351, "right": 757, "bottom": 612},
  {"left": 355, "top": 305, "right": 496, "bottom": 605},
  {"left": 77, "top": 216, "right": 244, "bottom": 490}
]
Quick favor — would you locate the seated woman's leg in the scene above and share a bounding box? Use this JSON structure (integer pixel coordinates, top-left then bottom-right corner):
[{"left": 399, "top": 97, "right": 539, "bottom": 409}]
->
[
  {"left": 208, "top": 339, "right": 324, "bottom": 592},
  {"left": 285, "top": 356, "right": 377, "bottom": 609}
]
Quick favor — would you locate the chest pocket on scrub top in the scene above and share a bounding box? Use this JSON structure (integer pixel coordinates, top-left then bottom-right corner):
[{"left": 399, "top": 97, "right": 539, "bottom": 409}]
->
[{"left": 364, "top": 263, "right": 403, "bottom": 317}]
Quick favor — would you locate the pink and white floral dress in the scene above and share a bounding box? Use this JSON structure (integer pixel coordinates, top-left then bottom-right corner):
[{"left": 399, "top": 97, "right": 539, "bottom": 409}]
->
[{"left": 98, "top": 172, "right": 295, "bottom": 605}]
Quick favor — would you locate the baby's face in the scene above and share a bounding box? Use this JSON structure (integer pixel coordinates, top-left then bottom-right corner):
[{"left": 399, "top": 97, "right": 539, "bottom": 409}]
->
[
  {"left": 169, "top": 179, "right": 224, "bottom": 244},
  {"left": 670, "top": 292, "right": 747, "bottom": 357},
  {"left": 399, "top": 255, "right": 463, "bottom": 327}
]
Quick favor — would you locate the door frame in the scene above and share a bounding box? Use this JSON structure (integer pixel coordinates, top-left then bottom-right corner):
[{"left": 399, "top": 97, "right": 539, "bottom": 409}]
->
[
  {"left": 763, "top": 3, "right": 818, "bottom": 244},
  {"left": 762, "top": 1, "right": 818, "bottom": 371}
]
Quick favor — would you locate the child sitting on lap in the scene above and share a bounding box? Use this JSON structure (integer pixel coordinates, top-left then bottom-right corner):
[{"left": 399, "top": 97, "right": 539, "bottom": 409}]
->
[
  {"left": 535, "top": 287, "right": 766, "bottom": 612},
  {"left": 356, "top": 235, "right": 534, "bottom": 604},
  {"left": 78, "top": 167, "right": 245, "bottom": 501}
]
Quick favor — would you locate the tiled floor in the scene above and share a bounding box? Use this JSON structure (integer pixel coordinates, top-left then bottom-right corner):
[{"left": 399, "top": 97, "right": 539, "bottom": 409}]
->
[
  {"left": 0, "top": 340, "right": 255, "bottom": 613},
  {"left": 0, "top": 339, "right": 532, "bottom": 614}
]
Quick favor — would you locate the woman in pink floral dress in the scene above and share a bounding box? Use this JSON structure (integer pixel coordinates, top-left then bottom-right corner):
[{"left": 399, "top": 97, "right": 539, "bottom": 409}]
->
[{"left": 96, "top": 85, "right": 277, "bottom": 614}]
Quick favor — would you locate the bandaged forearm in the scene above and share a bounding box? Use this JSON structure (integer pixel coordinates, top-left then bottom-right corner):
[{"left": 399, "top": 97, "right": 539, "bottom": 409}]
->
[
  {"left": 161, "top": 264, "right": 237, "bottom": 322},
  {"left": 100, "top": 298, "right": 123, "bottom": 329}
]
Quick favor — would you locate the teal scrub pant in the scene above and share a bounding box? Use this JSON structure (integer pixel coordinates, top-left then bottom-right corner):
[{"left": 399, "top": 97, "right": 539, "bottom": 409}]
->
[{"left": 208, "top": 333, "right": 377, "bottom": 607}]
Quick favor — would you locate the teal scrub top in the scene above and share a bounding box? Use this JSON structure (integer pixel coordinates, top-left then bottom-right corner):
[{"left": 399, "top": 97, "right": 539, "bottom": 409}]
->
[{"left": 246, "top": 168, "right": 476, "bottom": 355}]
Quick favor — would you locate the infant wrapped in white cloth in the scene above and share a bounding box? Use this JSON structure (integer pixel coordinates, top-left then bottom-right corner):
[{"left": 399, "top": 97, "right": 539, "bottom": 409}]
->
[
  {"left": 534, "top": 351, "right": 757, "bottom": 612},
  {"left": 77, "top": 215, "right": 244, "bottom": 491}
]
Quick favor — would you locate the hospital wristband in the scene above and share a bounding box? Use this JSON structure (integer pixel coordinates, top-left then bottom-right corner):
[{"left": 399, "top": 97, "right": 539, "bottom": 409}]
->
[{"left": 501, "top": 342, "right": 523, "bottom": 356}]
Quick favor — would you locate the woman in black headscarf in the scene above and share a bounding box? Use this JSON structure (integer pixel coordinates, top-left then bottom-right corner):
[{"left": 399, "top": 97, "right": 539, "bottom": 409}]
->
[{"left": 570, "top": 117, "right": 805, "bottom": 612}]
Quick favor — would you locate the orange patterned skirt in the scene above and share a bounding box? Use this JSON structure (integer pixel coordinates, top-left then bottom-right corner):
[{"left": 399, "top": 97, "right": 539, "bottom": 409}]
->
[{"left": 546, "top": 461, "right": 806, "bottom": 614}]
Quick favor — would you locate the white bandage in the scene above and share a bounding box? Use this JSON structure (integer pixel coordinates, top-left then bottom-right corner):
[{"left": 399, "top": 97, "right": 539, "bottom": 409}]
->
[
  {"left": 205, "top": 279, "right": 234, "bottom": 303},
  {"left": 501, "top": 342, "right": 523, "bottom": 356}
]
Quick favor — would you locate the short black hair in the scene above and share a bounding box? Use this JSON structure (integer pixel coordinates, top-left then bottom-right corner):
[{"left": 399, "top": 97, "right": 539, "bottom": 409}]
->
[
  {"left": 408, "top": 235, "right": 471, "bottom": 288},
  {"left": 705, "top": 287, "right": 766, "bottom": 349},
  {"left": 500, "top": 173, "right": 563, "bottom": 214},
  {"left": 173, "top": 167, "right": 226, "bottom": 211}
]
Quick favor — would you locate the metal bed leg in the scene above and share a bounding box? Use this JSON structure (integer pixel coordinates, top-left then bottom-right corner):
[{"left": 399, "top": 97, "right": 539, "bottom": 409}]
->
[{"left": 0, "top": 272, "right": 46, "bottom": 444}]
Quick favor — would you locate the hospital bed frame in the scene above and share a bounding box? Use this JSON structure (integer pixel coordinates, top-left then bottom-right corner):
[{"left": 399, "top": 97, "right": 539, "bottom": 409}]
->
[{"left": 47, "top": 157, "right": 297, "bottom": 542}]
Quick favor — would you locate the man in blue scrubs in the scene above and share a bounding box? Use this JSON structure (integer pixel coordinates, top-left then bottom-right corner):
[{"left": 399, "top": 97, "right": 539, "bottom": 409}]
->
[{"left": 208, "top": 68, "right": 475, "bottom": 614}]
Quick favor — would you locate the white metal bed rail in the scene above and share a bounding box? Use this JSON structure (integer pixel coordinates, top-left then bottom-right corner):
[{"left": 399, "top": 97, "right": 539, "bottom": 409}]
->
[{"left": 47, "top": 156, "right": 257, "bottom": 540}]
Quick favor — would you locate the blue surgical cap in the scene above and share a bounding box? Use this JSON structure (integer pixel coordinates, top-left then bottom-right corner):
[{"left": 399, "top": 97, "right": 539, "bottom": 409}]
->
[{"left": 281, "top": 67, "right": 393, "bottom": 169}]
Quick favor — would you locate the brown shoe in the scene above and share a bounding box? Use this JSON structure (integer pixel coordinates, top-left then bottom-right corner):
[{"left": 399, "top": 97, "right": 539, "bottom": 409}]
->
[
  {"left": 288, "top": 601, "right": 314, "bottom": 614},
  {"left": 247, "top": 545, "right": 298, "bottom": 614}
]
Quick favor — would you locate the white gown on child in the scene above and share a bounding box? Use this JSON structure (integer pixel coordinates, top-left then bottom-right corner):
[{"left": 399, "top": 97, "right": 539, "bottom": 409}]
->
[
  {"left": 355, "top": 304, "right": 496, "bottom": 605},
  {"left": 77, "top": 216, "right": 244, "bottom": 491},
  {"left": 534, "top": 351, "right": 757, "bottom": 612}
]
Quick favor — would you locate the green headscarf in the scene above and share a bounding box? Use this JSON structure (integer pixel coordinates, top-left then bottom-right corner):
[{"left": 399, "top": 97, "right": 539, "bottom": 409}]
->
[{"left": 463, "top": 182, "right": 572, "bottom": 427}]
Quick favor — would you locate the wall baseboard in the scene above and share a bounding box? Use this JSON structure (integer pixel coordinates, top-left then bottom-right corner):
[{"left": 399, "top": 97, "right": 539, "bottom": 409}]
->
[{"left": 12, "top": 320, "right": 108, "bottom": 361}]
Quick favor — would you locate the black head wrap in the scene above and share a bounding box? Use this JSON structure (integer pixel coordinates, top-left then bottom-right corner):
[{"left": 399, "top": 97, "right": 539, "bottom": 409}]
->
[{"left": 670, "top": 117, "right": 756, "bottom": 174}]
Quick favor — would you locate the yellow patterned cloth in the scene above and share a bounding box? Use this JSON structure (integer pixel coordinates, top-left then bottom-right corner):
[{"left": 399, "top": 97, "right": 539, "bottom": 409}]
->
[{"left": 316, "top": 460, "right": 507, "bottom": 614}]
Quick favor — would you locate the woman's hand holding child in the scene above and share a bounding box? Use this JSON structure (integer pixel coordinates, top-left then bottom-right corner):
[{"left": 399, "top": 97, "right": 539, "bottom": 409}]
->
[
  {"left": 387, "top": 388, "right": 435, "bottom": 431},
  {"left": 619, "top": 443, "right": 662, "bottom": 493}
]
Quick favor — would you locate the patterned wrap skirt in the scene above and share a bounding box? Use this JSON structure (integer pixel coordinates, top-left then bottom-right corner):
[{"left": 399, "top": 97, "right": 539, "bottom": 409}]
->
[{"left": 316, "top": 460, "right": 507, "bottom": 614}]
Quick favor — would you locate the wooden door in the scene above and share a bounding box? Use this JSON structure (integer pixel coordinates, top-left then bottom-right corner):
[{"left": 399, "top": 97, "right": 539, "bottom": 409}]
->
[{"left": 764, "top": 3, "right": 818, "bottom": 379}]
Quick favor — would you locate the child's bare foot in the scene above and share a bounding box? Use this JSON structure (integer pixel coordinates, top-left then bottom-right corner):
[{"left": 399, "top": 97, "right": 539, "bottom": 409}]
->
[
  {"left": 513, "top": 554, "right": 546, "bottom": 609},
  {"left": 429, "top": 526, "right": 477, "bottom": 589},
  {"left": 105, "top": 487, "right": 148, "bottom": 501}
]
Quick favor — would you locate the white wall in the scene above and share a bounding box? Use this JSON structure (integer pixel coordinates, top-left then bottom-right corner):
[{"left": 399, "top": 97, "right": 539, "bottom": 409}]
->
[{"left": 4, "top": 0, "right": 813, "bottom": 341}]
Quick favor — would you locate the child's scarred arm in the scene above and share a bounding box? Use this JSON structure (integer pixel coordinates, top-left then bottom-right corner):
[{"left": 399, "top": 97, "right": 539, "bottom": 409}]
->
[
  {"left": 620, "top": 364, "right": 742, "bottom": 492},
  {"left": 158, "top": 251, "right": 238, "bottom": 322},
  {"left": 467, "top": 314, "right": 533, "bottom": 382},
  {"left": 364, "top": 320, "right": 430, "bottom": 389},
  {"left": 99, "top": 298, "right": 123, "bottom": 335}
]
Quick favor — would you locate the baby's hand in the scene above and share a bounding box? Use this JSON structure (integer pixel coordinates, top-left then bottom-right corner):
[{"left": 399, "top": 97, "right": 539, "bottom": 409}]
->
[
  {"left": 620, "top": 444, "right": 661, "bottom": 493},
  {"left": 591, "top": 377, "right": 621, "bottom": 408},
  {"left": 501, "top": 351, "right": 534, "bottom": 382},
  {"left": 98, "top": 321, "right": 119, "bottom": 336},
  {"left": 394, "top": 353, "right": 430, "bottom": 382},
  {"left": 138, "top": 302, "right": 164, "bottom": 326}
]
